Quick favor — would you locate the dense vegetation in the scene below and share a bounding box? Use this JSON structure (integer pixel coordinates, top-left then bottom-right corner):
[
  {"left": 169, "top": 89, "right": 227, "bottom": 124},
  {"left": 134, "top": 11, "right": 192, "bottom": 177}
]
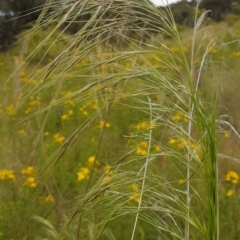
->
[
  {"left": 1, "top": 0, "right": 240, "bottom": 239},
  {"left": 1, "top": 0, "right": 240, "bottom": 50}
]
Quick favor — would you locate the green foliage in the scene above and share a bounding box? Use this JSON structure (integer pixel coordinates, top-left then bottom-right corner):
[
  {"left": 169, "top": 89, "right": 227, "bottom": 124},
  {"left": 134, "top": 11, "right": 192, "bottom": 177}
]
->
[
  {"left": 0, "top": 0, "right": 46, "bottom": 51},
  {"left": 1, "top": 1, "right": 240, "bottom": 240}
]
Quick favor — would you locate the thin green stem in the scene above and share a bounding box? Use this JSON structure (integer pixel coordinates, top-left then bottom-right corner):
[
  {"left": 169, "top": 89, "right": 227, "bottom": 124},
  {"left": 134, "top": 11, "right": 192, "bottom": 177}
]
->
[{"left": 131, "top": 97, "right": 153, "bottom": 240}]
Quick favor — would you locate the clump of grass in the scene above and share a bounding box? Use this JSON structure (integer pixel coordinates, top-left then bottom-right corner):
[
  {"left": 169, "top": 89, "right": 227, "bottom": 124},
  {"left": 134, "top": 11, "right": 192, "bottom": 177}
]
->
[{"left": 2, "top": 0, "right": 240, "bottom": 239}]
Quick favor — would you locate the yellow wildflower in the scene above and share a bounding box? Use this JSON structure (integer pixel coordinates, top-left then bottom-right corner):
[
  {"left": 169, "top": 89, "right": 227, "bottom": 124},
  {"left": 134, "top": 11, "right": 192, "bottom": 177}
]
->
[
  {"left": 0, "top": 169, "right": 15, "bottom": 181},
  {"left": 223, "top": 132, "right": 230, "bottom": 138},
  {"left": 172, "top": 113, "right": 181, "bottom": 121},
  {"left": 68, "top": 110, "right": 73, "bottom": 116},
  {"left": 91, "top": 104, "right": 98, "bottom": 110},
  {"left": 210, "top": 47, "right": 217, "bottom": 54},
  {"left": 61, "top": 114, "right": 69, "bottom": 121},
  {"left": 25, "top": 107, "right": 32, "bottom": 114},
  {"left": 53, "top": 133, "right": 65, "bottom": 144},
  {"left": 129, "top": 193, "right": 140, "bottom": 203},
  {"left": 168, "top": 138, "right": 177, "bottom": 145},
  {"left": 79, "top": 107, "right": 88, "bottom": 116},
  {"left": 135, "top": 120, "right": 157, "bottom": 131},
  {"left": 6, "top": 104, "right": 16, "bottom": 116},
  {"left": 171, "top": 112, "right": 188, "bottom": 123},
  {"left": 98, "top": 121, "right": 110, "bottom": 128},
  {"left": 136, "top": 141, "right": 148, "bottom": 156},
  {"left": 18, "top": 129, "right": 26, "bottom": 136},
  {"left": 77, "top": 167, "right": 90, "bottom": 181},
  {"left": 154, "top": 145, "right": 161, "bottom": 152},
  {"left": 226, "top": 189, "right": 234, "bottom": 197},
  {"left": 226, "top": 171, "right": 239, "bottom": 184},
  {"left": 24, "top": 177, "right": 36, "bottom": 188},
  {"left": 45, "top": 195, "right": 55, "bottom": 203},
  {"left": 128, "top": 183, "right": 140, "bottom": 203},
  {"left": 21, "top": 166, "right": 35, "bottom": 175},
  {"left": 88, "top": 156, "right": 100, "bottom": 166},
  {"left": 178, "top": 179, "right": 186, "bottom": 185}
]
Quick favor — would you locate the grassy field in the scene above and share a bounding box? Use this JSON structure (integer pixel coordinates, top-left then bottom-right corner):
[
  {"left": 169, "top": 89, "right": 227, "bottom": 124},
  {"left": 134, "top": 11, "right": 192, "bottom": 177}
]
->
[{"left": 1, "top": 3, "right": 240, "bottom": 239}]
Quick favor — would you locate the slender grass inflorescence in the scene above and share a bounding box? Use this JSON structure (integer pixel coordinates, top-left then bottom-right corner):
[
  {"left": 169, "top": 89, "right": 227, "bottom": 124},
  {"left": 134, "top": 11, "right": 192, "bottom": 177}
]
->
[{"left": 2, "top": 0, "right": 232, "bottom": 239}]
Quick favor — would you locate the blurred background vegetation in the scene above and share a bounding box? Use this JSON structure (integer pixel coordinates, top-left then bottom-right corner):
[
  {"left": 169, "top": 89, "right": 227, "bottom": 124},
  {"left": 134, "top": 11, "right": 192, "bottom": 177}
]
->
[
  {"left": 1, "top": 0, "right": 240, "bottom": 239},
  {"left": 1, "top": 0, "right": 240, "bottom": 51}
]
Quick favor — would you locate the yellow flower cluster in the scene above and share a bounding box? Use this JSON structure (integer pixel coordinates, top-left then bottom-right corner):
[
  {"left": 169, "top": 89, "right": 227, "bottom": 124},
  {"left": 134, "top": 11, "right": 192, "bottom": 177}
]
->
[
  {"left": 53, "top": 133, "right": 65, "bottom": 144},
  {"left": 226, "top": 189, "right": 234, "bottom": 197},
  {"left": 98, "top": 120, "right": 110, "bottom": 128},
  {"left": 169, "top": 137, "right": 192, "bottom": 149},
  {"left": 78, "top": 100, "right": 99, "bottom": 116},
  {"left": 223, "top": 132, "right": 230, "bottom": 138},
  {"left": 22, "top": 166, "right": 36, "bottom": 188},
  {"left": 171, "top": 112, "right": 188, "bottom": 123},
  {"left": 154, "top": 145, "right": 161, "bottom": 152},
  {"left": 24, "top": 177, "right": 37, "bottom": 188},
  {"left": 168, "top": 138, "right": 188, "bottom": 150},
  {"left": 178, "top": 179, "right": 186, "bottom": 185},
  {"left": 60, "top": 110, "right": 74, "bottom": 121},
  {"left": 25, "top": 96, "right": 41, "bottom": 114},
  {"left": 226, "top": 171, "right": 239, "bottom": 184},
  {"left": 168, "top": 138, "right": 202, "bottom": 159},
  {"left": 45, "top": 195, "right": 55, "bottom": 203},
  {"left": 68, "top": 110, "right": 73, "bottom": 116},
  {"left": 129, "top": 183, "right": 140, "bottom": 203},
  {"left": 0, "top": 169, "right": 15, "bottom": 181},
  {"left": 18, "top": 129, "right": 26, "bottom": 136},
  {"left": 209, "top": 47, "right": 217, "bottom": 54},
  {"left": 135, "top": 121, "right": 156, "bottom": 131},
  {"left": 77, "top": 156, "right": 102, "bottom": 182},
  {"left": 6, "top": 104, "right": 16, "bottom": 116},
  {"left": 77, "top": 167, "right": 90, "bottom": 181},
  {"left": 136, "top": 141, "right": 148, "bottom": 156},
  {"left": 28, "top": 96, "right": 41, "bottom": 107},
  {"left": 87, "top": 156, "right": 100, "bottom": 166},
  {"left": 79, "top": 104, "right": 89, "bottom": 116},
  {"left": 21, "top": 166, "right": 34, "bottom": 175},
  {"left": 232, "top": 51, "right": 240, "bottom": 57}
]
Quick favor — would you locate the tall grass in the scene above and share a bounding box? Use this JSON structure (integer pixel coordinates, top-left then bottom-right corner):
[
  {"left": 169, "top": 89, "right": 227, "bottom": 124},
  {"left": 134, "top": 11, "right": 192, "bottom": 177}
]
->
[{"left": 4, "top": 0, "right": 230, "bottom": 239}]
